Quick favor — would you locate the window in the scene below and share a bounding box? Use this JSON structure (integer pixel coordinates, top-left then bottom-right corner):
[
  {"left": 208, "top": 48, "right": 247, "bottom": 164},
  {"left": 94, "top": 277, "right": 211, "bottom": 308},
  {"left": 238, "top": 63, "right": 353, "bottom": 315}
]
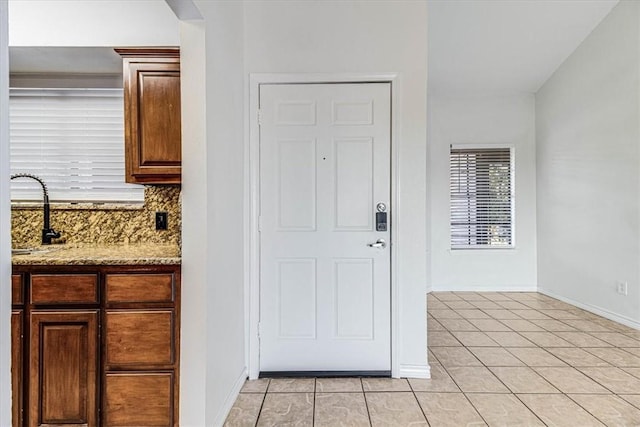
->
[
  {"left": 450, "top": 145, "right": 514, "bottom": 248},
  {"left": 9, "top": 88, "right": 144, "bottom": 203}
]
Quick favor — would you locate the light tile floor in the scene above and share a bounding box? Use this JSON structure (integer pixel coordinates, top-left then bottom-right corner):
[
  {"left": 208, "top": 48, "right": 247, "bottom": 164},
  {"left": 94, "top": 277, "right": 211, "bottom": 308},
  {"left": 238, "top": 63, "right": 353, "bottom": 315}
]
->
[{"left": 225, "top": 292, "right": 640, "bottom": 426}]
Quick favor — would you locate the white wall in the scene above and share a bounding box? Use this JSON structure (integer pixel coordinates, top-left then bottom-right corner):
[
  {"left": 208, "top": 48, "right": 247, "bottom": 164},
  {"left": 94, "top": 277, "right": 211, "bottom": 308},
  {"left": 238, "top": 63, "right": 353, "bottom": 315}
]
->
[
  {"left": 189, "top": 1, "right": 247, "bottom": 425},
  {"left": 178, "top": 18, "right": 208, "bottom": 427},
  {"left": 429, "top": 95, "right": 538, "bottom": 291},
  {"left": 1, "top": 2, "right": 11, "bottom": 425},
  {"left": 8, "top": 0, "right": 179, "bottom": 46},
  {"left": 536, "top": 1, "right": 640, "bottom": 327},
  {"left": 244, "top": 0, "right": 429, "bottom": 378}
]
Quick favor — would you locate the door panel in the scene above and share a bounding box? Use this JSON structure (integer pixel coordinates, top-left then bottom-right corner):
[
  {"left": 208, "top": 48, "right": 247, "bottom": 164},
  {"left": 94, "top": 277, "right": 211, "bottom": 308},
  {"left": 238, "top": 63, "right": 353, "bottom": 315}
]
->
[
  {"left": 139, "top": 73, "right": 182, "bottom": 165},
  {"left": 277, "top": 139, "right": 317, "bottom": 230},
  {"left": 260, "top": 83, "right": 391, "bottom": 371},
  {"left": 277, "top": 258, "right": 317, "bottom": 339},
  {"left": 334, "top": 138, "right": 374, "bottom": 230},
  {"left": 331, "top": 100, "right": 373, "bottom": 125},
  {"left": 29, "top": 310, "right": 98, "bottom": 427},
  {"left": 333, "top": 259, "right": 374, "bottom": 339}
]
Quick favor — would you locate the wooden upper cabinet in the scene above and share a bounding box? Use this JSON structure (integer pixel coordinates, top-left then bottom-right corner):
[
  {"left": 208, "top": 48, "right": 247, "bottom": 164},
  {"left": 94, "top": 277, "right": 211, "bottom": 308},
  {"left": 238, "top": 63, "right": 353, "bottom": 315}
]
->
[{"left": 116, "top": 48, "right": 181, "bottom": 184}]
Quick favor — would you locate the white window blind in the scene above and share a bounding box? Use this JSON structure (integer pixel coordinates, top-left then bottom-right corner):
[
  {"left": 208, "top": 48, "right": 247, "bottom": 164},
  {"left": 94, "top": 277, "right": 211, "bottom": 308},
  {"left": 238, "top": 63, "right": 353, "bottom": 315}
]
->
[
  {"left": 9, "top": 88, "right": 144, "bottom": 203},
  {"left": 450, "top": 146, "right": 514, "bottom": 248}
]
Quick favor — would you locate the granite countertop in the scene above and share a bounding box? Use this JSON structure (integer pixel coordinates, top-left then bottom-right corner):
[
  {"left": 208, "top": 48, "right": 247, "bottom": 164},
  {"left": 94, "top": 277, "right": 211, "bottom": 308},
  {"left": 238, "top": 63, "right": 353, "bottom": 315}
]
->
[{"left": 11, "top": 243, "right": 181, "bottom": 266}]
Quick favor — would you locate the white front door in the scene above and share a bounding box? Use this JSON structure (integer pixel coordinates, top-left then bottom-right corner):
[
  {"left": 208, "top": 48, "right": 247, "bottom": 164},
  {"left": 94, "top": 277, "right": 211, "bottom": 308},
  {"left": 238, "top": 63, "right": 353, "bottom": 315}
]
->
[{"left": 259, "top": 83, "right": 392, "bottom": 372}]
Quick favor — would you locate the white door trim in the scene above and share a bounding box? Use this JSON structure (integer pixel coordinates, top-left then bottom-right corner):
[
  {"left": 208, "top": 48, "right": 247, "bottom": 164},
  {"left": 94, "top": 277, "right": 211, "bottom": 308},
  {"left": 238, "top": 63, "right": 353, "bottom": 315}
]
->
[{"left": 246, "top": 73, "right": 402, "bottom": 379}]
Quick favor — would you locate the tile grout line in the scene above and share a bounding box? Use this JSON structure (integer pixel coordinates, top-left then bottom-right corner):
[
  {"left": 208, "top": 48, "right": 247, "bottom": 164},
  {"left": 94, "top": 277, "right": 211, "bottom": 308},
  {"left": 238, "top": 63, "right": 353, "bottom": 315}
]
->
[
  {"left": 253, "top": 379, "right": 270, "bottom": 427},
  {"left": 621, "top": 395, "right": 640, "bottom": 411},
  {"left": 311, "top": 378, "right": 316, "bottom": 426},
  {"left": 253, "top": 392, "right": 267, "bottom": 427},
  {"left": 571, "top": 366, "right": 619, "bottom": 395},
  {"left": 563, "top": 392, "right": 624, "bottom": 425},
  {"left": 360, "top": 378, "right": 375, "bottom": 427},
  {"left": 459, "top": 392, "right": 491, "bottom": 426},
  {"left": 512, "top": 391, "right": 562, "bottom": 426},
  {"left": 408, "top": 380, "right": 432, "bottom": 427}
]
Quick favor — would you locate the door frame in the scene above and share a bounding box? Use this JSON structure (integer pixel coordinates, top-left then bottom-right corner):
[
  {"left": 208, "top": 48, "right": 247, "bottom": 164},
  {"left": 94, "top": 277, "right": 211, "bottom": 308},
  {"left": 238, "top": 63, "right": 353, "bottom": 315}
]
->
[{"left": 246, "top": 73, "right": 402, "bottom": 379}]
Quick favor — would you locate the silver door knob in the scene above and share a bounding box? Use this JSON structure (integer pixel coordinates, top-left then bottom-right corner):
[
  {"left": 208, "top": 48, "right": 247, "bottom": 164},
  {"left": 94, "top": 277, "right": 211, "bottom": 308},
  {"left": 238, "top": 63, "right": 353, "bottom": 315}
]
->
[{"left": 367, "top": 239, "right": 386, "bottom": 249}]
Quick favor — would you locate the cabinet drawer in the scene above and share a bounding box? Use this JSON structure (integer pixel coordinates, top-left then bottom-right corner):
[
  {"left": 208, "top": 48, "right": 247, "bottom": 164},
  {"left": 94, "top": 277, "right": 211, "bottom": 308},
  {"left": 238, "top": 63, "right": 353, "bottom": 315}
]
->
[
  {"left": 12, "top": 274, "right": 23, "bottom": 305},
  {"left": 105, "top": 273, "right": 174, "bottom": 304},
  {"left": 105, "top": 310, "right": 174, "bottom": 366},
  {"left": 104, "top": 372, "right": 174, "bottom": 426},
  {"left": 31, "top": 274, "right": 98, "bottom": 304}
]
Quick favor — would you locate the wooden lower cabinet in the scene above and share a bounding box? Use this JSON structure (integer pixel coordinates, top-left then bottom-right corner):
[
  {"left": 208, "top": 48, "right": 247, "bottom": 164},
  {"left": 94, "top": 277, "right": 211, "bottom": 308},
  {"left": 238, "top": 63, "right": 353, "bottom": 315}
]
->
[
  {"left": 103, "top": 269, "right": 180, "bottom": 426},
  {"left": 29, "top": 310, "right": 99, "bottom": 427},
  {"left": 11, "top": 265, "right": 180, "bottom": 427},
  {"left": 12, "top": 310, "right": 23, "bottom": 427}
]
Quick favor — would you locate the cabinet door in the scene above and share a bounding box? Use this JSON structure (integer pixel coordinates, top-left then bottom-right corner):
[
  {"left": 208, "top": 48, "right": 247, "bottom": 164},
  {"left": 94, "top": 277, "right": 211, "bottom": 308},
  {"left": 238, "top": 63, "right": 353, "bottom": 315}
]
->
[
  {"left": 119, "top": 50, "right": 181, "bottom": 184},
  {"left": 12, "top": 310, "right": 23, "bottom": 427},
  {"left": 29, "top": 310, "right": 99, "bottom": 427}
]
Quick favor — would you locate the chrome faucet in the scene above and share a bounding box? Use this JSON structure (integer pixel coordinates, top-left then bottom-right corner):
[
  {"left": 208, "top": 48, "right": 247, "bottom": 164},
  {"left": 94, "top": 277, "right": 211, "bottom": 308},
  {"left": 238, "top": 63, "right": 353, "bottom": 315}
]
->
[{"left": 10, "top": 173, "right": 61, "bottom": 245}]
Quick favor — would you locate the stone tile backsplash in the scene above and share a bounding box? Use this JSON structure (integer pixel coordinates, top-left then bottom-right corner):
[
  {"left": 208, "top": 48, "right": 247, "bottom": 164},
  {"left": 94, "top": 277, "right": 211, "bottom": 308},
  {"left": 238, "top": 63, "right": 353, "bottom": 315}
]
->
[{"left": 12, "top": 186, "right": 181, "bottom": 248}]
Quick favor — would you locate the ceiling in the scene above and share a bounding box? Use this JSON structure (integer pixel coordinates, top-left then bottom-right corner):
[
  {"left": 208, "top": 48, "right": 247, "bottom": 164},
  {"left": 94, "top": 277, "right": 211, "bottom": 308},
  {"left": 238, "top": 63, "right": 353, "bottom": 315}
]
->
[
  {"left": 428, "top": 0, "right": 619, "bottom": 94},
  {"left": 9, "top": 0, "right": 619, "bottom": 94}
]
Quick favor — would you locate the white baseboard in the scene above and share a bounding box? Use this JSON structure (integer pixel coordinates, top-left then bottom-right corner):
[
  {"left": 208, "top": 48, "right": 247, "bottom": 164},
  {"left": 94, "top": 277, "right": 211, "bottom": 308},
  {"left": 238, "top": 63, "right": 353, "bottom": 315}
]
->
[
  {"left": 538, "top": 288, "right": 640, "bottom": 331},
  {"left": 398, "top": 363, "right": 431, "bottom": 379},
  {"left": 213, "top": 367, "right": 248, "bottom": 427},
  {"left": 430, "top": 284, "right": 537, "bottom": 292}
]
